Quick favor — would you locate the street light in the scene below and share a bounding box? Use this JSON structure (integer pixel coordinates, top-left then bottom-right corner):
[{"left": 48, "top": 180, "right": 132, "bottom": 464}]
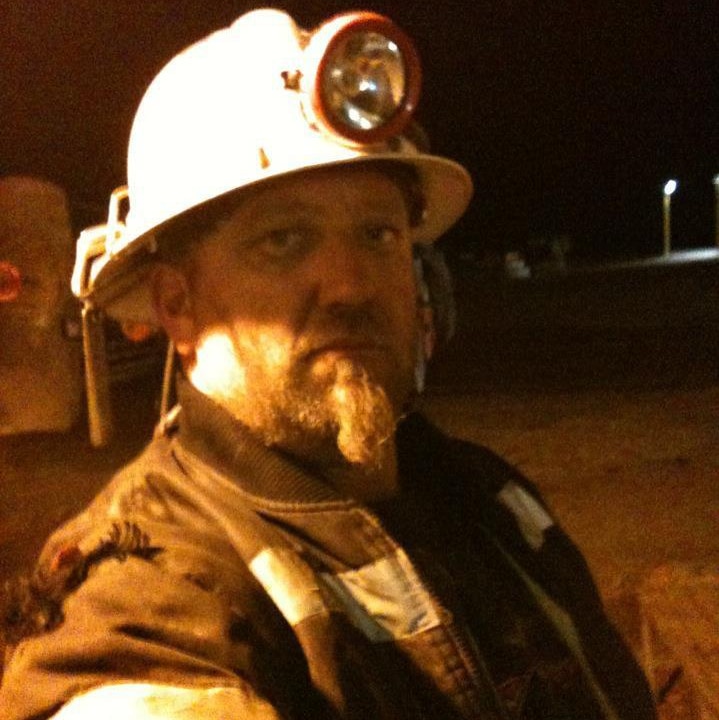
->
[
  {"left": 713, "top": 174, "right": 719, "bottom": 247},
  {"left": 662, "top": 179, "right": 677, "bottom": 256}
]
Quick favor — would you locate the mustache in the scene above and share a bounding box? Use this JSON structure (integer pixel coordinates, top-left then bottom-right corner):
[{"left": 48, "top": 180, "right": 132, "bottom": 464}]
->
[{"left": 294, "top": 304, "right": 391, "bottom": 357}]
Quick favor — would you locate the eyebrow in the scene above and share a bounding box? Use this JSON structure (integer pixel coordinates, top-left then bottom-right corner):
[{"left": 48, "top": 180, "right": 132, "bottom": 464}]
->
[{"left": 266, "top": 195, "right": 407, "bottom": 219}]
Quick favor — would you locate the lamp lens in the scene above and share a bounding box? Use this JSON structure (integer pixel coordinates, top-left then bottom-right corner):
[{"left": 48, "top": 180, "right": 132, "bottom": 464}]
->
[{"left": 321, "top": 31, "right": 406, "bottom": 133}]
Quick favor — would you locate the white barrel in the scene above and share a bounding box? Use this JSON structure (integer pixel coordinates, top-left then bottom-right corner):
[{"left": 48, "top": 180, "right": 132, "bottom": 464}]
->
[{"left": 0, "top": 176, "right": 83, "bottom": 434}]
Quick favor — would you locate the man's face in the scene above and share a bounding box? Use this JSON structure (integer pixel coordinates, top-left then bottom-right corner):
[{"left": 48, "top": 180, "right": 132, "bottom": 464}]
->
[{"left": 176, "top": 165, "right": 420, "bottom": 467}]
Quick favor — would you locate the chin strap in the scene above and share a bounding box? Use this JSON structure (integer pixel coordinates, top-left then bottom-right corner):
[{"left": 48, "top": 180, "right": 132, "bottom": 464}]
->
[
  {"left": 154, "top": 340, "right": 181, "bottom": 439},
  {"left": 160, "top": 340, "right": 176, "bottom": 419}
]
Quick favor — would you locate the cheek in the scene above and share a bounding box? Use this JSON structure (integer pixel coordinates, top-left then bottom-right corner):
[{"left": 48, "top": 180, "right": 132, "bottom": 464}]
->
[{"left": 193, "top": 259, "right": 298, "bottom": 329}]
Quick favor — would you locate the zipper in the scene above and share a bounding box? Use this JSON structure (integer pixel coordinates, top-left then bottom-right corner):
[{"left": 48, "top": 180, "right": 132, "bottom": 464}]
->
[
  {"left": 423, "top": 575, "right": 512, "bottom": 720},
  {"left": 357, "top": 507, "right": 512, "bottom": 720}
]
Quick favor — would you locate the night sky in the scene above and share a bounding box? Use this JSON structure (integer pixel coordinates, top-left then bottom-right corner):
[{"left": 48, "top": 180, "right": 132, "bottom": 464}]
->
[{"left": 2, "top": 0, "right": 717, "bottom": 262}]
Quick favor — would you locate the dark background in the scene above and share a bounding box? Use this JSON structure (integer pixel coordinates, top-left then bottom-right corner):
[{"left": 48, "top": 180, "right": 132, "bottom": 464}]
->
[
  {"left": 2, "top": 0, "right": 718, "bottom": 261},
  {"left": 2, "top": 11, "right": 718, "bottom": 695}
]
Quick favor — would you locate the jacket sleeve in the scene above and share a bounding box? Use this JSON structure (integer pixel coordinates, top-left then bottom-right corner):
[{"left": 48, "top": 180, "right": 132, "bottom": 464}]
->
[
  {"left": 0, "top": 552, "right": 287, "bottom": 720},
  {"left": 455, "top": 439, "right": 658, "bottom": 719},
  {"left": 49, "top": 683, "right": 281, "bottom": 719}
]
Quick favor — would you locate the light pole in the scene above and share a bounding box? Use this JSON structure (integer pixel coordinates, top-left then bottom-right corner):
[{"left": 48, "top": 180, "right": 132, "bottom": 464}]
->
[
  {"left": 713, "top": 174, "right": 719, "bottom": 247},
  {"left": 662, "top": 179, "right": 677, "bottom": 256}
]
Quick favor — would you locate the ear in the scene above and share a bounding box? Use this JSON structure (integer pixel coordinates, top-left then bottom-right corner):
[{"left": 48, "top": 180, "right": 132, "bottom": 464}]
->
[{"left": 150, "top": 263, "right": 197, "bottom": 357}]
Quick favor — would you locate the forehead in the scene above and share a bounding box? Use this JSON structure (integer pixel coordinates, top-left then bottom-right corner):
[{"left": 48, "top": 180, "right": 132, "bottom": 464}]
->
[{"left": 231, "top": 164, "right": 410, "bottom": 221}]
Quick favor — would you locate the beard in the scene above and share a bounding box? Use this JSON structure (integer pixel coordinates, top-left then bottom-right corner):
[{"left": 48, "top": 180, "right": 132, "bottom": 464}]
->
[
  {"left": 311, "top": 357, "right": 396, "bottom": 468},
  {"left": 190, "top": 327, "right": 411, "bottom": 471}
]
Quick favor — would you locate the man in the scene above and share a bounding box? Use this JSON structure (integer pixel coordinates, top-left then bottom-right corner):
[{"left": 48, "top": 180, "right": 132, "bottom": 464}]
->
[{"left": 0, "top": 9, "right": 655, "bottom": 719}]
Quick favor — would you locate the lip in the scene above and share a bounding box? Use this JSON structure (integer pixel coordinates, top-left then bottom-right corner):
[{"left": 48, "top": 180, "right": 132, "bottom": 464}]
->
[{"left": 304, "top": 340, "right": 388, "bottom": 362}]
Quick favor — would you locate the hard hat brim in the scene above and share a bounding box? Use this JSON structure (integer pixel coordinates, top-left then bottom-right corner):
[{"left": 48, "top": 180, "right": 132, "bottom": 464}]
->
[{"left": 91, "top": 152, "right": 473, "bottom": 323}]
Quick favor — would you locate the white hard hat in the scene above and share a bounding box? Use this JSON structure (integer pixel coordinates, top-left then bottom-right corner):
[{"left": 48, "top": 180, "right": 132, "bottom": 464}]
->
[{"left": 80, "top": 8, "right": 473, "bottom": 322}]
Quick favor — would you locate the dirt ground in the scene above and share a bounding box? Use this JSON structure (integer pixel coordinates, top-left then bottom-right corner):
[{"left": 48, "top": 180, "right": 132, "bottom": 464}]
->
[{"left": 1, "top": 379, "right": 717, "bottom": 715}]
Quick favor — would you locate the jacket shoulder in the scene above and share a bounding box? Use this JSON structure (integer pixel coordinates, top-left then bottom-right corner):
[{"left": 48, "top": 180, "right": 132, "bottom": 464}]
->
[{"left": 0, "top": 436, "right": 298, "bottom": 720}]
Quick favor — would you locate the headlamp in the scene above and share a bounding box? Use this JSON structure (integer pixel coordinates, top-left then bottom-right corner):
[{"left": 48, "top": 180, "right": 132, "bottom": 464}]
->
[
  {"left": 0, "top": 261, "right": 22, "bottom": 302},
  {"left": 302, "top": 11, "right": 421, "bottom": 145}
]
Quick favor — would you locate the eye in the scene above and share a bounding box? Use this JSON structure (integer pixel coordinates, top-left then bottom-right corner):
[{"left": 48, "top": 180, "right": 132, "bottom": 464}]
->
[
  {"left": 255, "top": 227, "right": 312, "bottom": 261},
  {"left": 362, "top": 223, "right": 402, "bottom": 249}
]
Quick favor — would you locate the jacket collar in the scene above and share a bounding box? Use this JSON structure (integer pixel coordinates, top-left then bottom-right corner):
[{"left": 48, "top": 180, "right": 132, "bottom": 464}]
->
[{"left": 174, "top": 377, "right": 362, "bottom": 507}]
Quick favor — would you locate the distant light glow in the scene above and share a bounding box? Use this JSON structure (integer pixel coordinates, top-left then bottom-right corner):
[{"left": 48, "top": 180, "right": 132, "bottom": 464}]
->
[
  {"left": 0, "top": 261, "right": 22, "bottom": 302},
  {"left": 663, "top": 179, "right": 677, "bottom": 196},
  {"left": 713, "top": 174, "right": 719, "bottom": 187},
  {"left": 120, "top": 321, "right": 154, "bottom": 343}
]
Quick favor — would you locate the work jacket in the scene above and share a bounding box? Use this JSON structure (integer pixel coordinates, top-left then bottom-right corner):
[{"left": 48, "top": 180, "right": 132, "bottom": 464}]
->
[{"left": 0, "top": 382, "right": 656, "bottom": 719}]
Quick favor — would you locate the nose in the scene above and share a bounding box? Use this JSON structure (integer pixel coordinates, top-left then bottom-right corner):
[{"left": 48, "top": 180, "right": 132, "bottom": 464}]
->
[{"left": 311, "top": 235, "right": 376, "bottom": 308}]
